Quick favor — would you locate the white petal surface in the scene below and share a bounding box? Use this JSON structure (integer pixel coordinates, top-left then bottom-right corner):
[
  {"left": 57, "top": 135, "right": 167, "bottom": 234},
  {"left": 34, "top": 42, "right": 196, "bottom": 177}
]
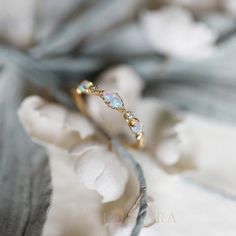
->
[
  {"left": 141, "top": 6, "right": 216, "bottom": 60},
  {"left": 0, "top": 0, "right": 35, "bottom": 47},
  {"left": 182, "top": 116, "right": 236, "bottom": 196},
  {"left": 133, "top": 150, "right": 236, "bottom": 236},
  {"left": 18, "top": 96, "right": 94, "bottom": 149},
  {"left": 72, "top": 145, "right": 129, "bottom": 203},
  {"left": 42, "top": 148, "right": 107, "bottom": 236}
]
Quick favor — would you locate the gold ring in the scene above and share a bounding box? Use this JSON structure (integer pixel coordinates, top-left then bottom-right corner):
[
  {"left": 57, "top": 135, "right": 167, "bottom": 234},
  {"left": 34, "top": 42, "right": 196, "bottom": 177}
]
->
[{"left": 73, "top": 80, "right": 144, "bottom": 149}]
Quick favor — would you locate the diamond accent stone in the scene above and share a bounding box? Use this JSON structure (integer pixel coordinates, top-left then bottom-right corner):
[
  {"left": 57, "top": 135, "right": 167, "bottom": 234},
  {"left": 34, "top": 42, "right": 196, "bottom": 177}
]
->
[
  {"left": 129, "top": 118, "right": 143, "bottom": 134},
  {"left": 77, "top": 80, "right": 93, "bottom": 94},
  {"left": 124, "top": 111, "right": 134, "bottom": 120},
  {"left": 102, "top": 91, "right": 124, "bottom": 109}
]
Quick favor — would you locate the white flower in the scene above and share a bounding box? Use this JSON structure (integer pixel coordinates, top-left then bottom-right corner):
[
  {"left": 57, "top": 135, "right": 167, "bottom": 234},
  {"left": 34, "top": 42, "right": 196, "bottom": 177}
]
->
[
  {"left": 18, "top": 66, "right": 236, "bottom": 235},
  {"left": 141, "top": 6, "right": 217, "bottom": 60},
  {"left": 18, "top": 95, "right": 95, "bottom": 149},
  {"left": 18, "top": 93, "right": 157, "bottom": 236},
  {"left": 70, "top": 145, "right": 128, "bottom": 203}
]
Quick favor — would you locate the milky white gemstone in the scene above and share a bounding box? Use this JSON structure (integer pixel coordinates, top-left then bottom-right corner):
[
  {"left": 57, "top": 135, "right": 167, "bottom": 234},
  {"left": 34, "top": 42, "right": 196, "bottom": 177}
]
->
[
  {"left": 130, "top": 119, "right": 142, "bottom": 134},
  {"left": 103, "top": 91, "right": 124, "bottom": 109}
]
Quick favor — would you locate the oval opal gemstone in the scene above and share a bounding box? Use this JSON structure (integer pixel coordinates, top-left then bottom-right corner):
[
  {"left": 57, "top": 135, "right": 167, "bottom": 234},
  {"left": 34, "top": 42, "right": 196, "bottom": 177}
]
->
[
  {"left": 103, "top": 91, "right": 124, "bottom": 109},
  {"left": 130, "top": 119, "right": 142, "bottom": 134}
]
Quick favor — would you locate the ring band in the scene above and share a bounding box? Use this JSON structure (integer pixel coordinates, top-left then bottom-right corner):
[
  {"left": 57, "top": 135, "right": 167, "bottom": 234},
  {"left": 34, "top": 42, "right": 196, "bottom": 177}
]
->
[{"left": 73, "top": 80, "right": 144, "bottom": 149}]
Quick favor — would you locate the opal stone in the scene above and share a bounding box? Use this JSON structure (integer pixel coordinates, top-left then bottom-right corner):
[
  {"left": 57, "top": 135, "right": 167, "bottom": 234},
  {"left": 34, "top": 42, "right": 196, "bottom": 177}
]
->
[
  {"left": 130, "top": 119, "right": 142, "bottom": 134},
  {"left": 78, "top": 80, "right": 92, "bottom": 93},
  {"left": 103, "top": 91, "right": 124, "bottom": 109}
]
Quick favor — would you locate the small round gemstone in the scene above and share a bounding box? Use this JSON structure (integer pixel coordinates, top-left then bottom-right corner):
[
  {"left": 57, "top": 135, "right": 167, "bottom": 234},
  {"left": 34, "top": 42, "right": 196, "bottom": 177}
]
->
[
  {"left": 77, "top": 80, "right": 93, "bottom": 94},
  {"left": 124, "top": 111, "right": 134, "bottom": 120},
  {"left": 103, "top": 91, "right": 124, "bottom": 109},
  {"left": 129, "top": 118, "right": 143, "bottom": 134}
]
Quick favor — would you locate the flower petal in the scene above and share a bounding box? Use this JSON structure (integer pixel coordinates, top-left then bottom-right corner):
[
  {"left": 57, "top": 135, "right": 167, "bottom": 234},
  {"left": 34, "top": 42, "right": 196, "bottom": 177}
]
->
[
  {"left": 73, "top": 145, "right": 129, "bottom": 203},
  {"left": 18, "top": 95, "right": 94, "bottom": 149},
  {"left": 141, "top": 6, "right": 216, "bottom": 60}
]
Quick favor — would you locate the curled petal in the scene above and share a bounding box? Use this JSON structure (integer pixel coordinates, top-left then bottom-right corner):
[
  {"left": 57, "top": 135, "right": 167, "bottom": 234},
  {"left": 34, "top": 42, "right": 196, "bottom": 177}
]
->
[
  {"left": 72, "top": 145, "right": 129, "bottom": 203},
  {"left": 43, "top": 147, "right": 107, "bottom": 236},
  {"left": 141, "top": 6, "right": 216, "bottom": 60},
  {"left": 18, "top": 95, "right": 94, "bottom": 149}
]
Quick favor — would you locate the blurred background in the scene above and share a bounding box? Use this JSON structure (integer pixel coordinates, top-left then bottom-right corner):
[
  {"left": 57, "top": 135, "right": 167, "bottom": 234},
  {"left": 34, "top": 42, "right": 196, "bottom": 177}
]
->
[
  {"left": 1, "top": 0, "right": 236, "bottom": 121},
  {"left": 1, "top": 0, "right": 236, "bottom": 235}
]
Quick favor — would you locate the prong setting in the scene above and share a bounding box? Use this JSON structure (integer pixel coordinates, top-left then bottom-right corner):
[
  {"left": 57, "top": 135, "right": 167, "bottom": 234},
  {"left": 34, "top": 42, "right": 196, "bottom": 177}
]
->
[
  {"left": 102, "top": 91, "right": 124, "bottom": 110},
  {"left": 75, "top": 80, "right": 144, "bottom": 148},
  {"left": 76, "top": 80, "right": 93, "bottom": 94}
]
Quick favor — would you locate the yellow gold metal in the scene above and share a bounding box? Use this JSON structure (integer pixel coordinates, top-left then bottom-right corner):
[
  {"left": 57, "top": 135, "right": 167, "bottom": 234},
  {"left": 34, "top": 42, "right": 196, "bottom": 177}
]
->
[{"left": 73, "top": 80, "right": 144, "bottom": 149}]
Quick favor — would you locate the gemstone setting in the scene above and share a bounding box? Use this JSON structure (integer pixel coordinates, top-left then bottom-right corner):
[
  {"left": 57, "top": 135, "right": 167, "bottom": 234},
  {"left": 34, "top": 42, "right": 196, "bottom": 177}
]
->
[
  {"left": 124, "top": 111, "right": 134, "bottom": 120},
  {"left": 129, "top": 118, "right": 143, "bottom": 134},
  {"left": 77, "top": 80, "right": 93, "bottom": 94},
  {"left": 102, "top": 91, "right": 124, "bottom": 109}
]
